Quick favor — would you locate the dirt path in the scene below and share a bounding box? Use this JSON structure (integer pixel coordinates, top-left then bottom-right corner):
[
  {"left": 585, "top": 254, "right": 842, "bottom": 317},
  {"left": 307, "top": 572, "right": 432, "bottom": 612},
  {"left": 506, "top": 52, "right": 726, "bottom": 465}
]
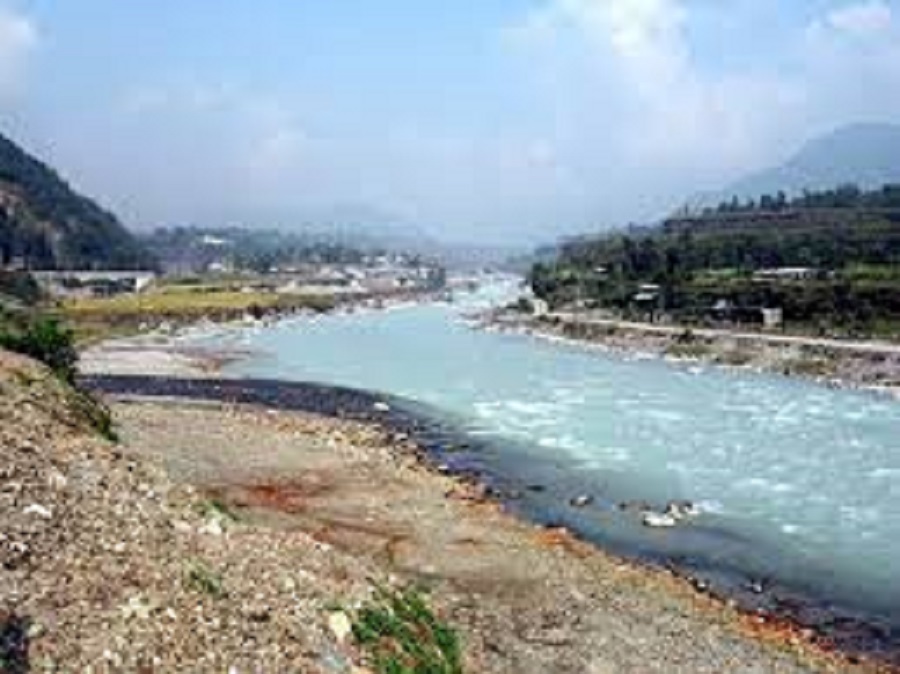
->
[{"left": 113, "top": 397, "right": 864, "bottom": 674}]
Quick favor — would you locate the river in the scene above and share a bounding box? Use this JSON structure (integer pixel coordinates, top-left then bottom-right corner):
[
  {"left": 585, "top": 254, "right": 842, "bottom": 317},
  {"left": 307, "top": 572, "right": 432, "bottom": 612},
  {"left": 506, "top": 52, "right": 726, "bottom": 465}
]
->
[{"left": 194, "top": 279, "right": 900, "bottom": 652}]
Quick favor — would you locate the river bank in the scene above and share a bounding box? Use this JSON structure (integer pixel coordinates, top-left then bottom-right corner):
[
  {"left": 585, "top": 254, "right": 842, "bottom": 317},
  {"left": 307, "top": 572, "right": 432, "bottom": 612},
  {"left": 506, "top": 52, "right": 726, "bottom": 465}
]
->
[
  {"left": 78, "top": 333, "right": 250, "bottom": 378},
  {"left": 109, "top": 393, "right": 869, "bottom": 674},
  {"left": 65, "top": 279, "right": 445, "bottom": 346},
  {"left": 76, "top": 291, "right": 436, "bottom": 378},
  {"left": 83, "top": 372, "right": 900, "bottom": 673},
  {"left": 4, "top": 342, "right": 859, "bottom": 671},
  {"left": 72, "top": 294, "right": 900, "bottom": 671},
  {"left": 480, "top": 310, "right": 900, "bottom": 400},
  {"left": 0, "top": 349, "right": 384, "bottom": 672}
]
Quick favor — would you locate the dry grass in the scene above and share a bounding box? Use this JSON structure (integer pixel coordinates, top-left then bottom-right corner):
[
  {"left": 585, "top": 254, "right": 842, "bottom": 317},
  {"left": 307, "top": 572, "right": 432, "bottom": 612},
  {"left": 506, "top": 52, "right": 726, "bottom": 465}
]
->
[
  {"left": 64, "top": 290, "right": 323, "bottom": 316},
  {"left": 61, "top": 287, "right": 335, "bottom": 342}
]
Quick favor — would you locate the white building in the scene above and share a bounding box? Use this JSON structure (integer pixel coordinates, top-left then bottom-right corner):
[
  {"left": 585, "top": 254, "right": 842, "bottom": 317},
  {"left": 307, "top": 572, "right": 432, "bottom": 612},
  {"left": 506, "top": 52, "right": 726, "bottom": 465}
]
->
[{"left": 31, "top": 270, "right": 157, "bottom": 297}]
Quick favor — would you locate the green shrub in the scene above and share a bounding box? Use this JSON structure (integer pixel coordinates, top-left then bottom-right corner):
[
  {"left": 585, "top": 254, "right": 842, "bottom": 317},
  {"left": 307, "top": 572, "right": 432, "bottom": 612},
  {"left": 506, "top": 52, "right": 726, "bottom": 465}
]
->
[
  {"left": 0, "top": 271, "right": 43, "bottom": 305},
  {"left": 195, "top": 497, "right": 239, "bottom": 522},
  {"left": 1, "top": 308, "right": 116, "bottom": 440},
  {"left": 65, "top": 385, "right": 118, "bottom": 442},
  {"left": 352, "top": 586, "right": 463, "bottom": 674},
  {"left": 0, "top": 315, "right": 78, "bottom": 383},
  {"left": 185, "top": 561, "right": 226, "bottom": 599}
]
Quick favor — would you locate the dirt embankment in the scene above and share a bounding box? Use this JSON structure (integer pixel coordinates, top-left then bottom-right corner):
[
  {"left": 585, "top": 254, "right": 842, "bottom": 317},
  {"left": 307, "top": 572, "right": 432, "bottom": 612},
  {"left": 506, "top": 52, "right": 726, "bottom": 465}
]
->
[
  {"left": 0, "top": 350, "right": 380, "bottom": 672},
  {"left": 1, "top": 347, "right": 883, "bottom": 672}
]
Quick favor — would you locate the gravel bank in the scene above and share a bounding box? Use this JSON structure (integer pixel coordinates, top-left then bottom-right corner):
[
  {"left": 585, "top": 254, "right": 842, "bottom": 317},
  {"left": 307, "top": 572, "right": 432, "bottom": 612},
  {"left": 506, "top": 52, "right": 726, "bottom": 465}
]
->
[
  {"left": 109, "top": 397, "right": 862, "bottom": 674},
  {"left": 1, "top": 349, "right": 852, "bottom": 671},
  {"left": 79, "top": 334, "right": 246, "bottom": 379}
]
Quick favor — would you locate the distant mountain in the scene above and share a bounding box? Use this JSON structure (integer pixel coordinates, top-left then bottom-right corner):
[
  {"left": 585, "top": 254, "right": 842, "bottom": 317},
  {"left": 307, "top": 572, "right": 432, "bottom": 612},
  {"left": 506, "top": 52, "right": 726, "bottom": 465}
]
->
[
  {"left": 0, "top": 133, "right": 153, "bottom": 270},
  {"left": 306, "top": 202, "right": 436, "bottom": 248},
  {"left": 711, "top": 122, "right": 900, "bottom": 205}
]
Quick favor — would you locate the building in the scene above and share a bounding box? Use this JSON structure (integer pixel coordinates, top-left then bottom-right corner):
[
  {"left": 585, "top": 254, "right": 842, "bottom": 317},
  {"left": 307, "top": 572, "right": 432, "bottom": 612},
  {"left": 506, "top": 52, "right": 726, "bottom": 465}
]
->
[
  {"left": 632, "top": 284, "right": 663, "bottom": 321},
  {"left": 761, "top": 307, "right": 784, "bottom": 329},
  {"left": 531, "top": 297, "right": 550, "bottom": 317},
  {"left": 705, "top": 300, "right": 784, "bottom": 329},
  {"left": 31, "top": 270, "right": 157, "bottom": 297},
  {"left": 753, "top": 267, "right": 818, "bottom": 282}
]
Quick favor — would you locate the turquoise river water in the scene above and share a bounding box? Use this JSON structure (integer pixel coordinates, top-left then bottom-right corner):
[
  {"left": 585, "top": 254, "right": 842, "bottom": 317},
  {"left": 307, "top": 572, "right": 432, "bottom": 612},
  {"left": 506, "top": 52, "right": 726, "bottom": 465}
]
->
[{"left": 195, "top": 280, "right": 900, "bottom": 644}]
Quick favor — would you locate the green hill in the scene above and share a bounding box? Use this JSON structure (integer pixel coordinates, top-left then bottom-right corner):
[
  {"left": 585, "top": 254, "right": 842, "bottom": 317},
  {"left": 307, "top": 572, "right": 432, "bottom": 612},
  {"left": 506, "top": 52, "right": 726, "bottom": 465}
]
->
[
  {"left": 532, "top": 184, "right": 900, "bottom": 336},
  {"left": 0, "top": 133, "right": 153, "bottom": 270}
]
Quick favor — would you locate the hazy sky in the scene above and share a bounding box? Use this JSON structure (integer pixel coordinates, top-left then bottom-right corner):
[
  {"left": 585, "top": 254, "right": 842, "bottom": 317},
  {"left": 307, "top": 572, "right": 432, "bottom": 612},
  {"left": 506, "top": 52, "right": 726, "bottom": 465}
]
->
[{"left": 2, "top": 1, "right": 900, "bottom": 244}]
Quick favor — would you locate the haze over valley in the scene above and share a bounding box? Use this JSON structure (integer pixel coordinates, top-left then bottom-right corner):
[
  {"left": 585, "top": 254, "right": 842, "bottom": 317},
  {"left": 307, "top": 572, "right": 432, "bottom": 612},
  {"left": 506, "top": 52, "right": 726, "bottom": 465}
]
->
[{"left": 3, "top": 2, "right": 900, "bottom": 244}]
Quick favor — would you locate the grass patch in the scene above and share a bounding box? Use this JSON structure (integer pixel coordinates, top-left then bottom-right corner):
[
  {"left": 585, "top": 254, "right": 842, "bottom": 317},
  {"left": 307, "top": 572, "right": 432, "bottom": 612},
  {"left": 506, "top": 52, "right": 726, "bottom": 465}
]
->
[
  {"left": 64, "top": 288, "right": 334, "bottom": 318},
  {"left": 351, "top": 585, "right": 464, "bottom": 674},
  {"left": 783, "top": 356, "right": 835, "bottom": 378},
  {"left": 62, "top": 287, "right": 336, "bottom": 343},
  {"left": 665, "top": 341, "right": 712, "bottom": 360},
  {"left": 195, "top": 497, "right": 240, "bottom": 523},
  {"left": 64, "top": 385, "right": 118, "bottom": 441},
  {"left": 185, "top": 561, "right": 226, "bottom": 599},
  {"left": 715, "top": 347, "right": 756, "bottom": 367}
]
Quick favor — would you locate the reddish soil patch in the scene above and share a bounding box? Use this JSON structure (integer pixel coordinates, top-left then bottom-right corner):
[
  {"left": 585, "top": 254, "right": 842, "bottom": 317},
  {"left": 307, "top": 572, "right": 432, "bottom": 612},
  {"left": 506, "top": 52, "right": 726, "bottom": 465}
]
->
[{"left": 230, "top": 474, "right": 335, "bottom": 514}]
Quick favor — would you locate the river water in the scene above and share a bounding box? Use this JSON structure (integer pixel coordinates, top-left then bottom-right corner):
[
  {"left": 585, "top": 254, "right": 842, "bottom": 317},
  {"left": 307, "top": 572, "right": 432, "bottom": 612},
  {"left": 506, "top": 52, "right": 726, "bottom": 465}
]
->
[{"left": 199, "top": 280, "right": 900, "bottom": 646}]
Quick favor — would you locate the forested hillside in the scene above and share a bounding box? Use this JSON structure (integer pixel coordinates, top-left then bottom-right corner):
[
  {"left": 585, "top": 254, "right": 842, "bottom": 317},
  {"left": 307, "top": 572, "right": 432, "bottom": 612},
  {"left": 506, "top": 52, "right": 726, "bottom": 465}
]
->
[
  {"left": 532, "top": 184, "right": 900, "bottom": 335},
  {"left": 0, "top": 133, "right": 153, "bottom": 270}
]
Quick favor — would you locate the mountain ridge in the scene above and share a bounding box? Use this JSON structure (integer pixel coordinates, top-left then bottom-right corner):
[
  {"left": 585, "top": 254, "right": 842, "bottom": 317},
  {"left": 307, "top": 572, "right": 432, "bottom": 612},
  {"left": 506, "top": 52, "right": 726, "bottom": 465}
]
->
[
  {"left": 0, "top": 132, "right": 153, "bottom": 271},
  {"left": 698, "top": 122, "right": 900, "bottom": 208}
]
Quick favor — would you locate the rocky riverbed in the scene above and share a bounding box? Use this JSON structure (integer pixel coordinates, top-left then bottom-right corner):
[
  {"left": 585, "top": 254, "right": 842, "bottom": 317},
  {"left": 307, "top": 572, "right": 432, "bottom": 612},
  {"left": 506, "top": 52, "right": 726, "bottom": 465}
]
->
[
  {"left": 84, "top": 373, "right": 900, "bottom": 673},
  {"left": 481, "top": 310, "right": 900, "bottom": 400},
  {"left": 3, "top": 343, "right": 890, "bottom": 671},
  {"left": 108, "top": 398, "right": 859, "bottom": 674}
]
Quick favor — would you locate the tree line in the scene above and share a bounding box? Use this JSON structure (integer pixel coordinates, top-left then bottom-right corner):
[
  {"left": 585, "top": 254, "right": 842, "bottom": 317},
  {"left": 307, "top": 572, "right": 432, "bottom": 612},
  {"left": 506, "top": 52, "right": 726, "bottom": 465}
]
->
[
  {"left": 701, "top": 183, "right": 900, "bottom": 215},
  {"left": 530, "top": 183, "right": 900, "bottom": 335}
]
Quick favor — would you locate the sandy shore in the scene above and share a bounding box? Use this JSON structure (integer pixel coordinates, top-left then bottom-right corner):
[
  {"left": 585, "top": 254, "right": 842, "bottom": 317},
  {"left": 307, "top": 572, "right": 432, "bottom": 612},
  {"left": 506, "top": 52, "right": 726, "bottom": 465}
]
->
[{"left": 78, "top": 320, "right": 265, "bottom": 378}]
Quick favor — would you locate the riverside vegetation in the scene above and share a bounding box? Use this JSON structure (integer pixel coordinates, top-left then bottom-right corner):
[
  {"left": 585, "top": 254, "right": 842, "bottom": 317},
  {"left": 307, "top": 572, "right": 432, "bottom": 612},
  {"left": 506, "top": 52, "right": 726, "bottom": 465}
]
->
[
  {"left": 60, "top": 281, "right": 337, "bottom": 343},
  {"left": 350, "top": 586, "right": 464, "bottom": 674},
  {"left": 0, "top": 300, "right": 116, "bottom": 440},
  {"left": 531, "top": 183, "right": 900, "bottom": 337}
]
